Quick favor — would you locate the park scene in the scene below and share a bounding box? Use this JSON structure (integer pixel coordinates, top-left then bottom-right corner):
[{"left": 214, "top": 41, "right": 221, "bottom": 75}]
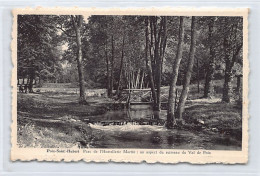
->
[{"left": 17, "top": 15, "right": 243, "bottom": 150}]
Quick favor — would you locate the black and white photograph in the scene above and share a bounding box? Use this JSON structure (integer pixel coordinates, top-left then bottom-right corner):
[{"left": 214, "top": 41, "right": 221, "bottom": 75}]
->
[{"left": 12, "top": 8, "right": 248, "bottom": 163}]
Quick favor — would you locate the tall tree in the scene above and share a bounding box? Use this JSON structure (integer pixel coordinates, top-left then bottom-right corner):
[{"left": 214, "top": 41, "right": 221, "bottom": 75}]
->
[
  {"left": 166, "top": 16, "right": 185, "bottom": 128},
  {"left": 71, "top": 15, "right": 87, "bottom": 104},
  {"left": 176, "top": 16, "right": 197, "bottom": 120},
  {"left": 116, "top": 35, "right": 125, "bottom": 95},
  {"left": 88, "top": 16, "right": 112, "bottom": 95},
  {"left": 204, "top": 17, "right": 216, "bottom": 98},
  {"left": 222, "top": 17, "right": 243, "bottom": 103},
  {"left": 109, "top": 35, "right": 115, "bottom": 96},
  {"left": 57, "top": 15, "right": 87, "bottom": 104},
  {"left": 147, "top": 16, "right": 168, "bottom": 110},
  {"left": 104, "top": 39, "right": 111, "bottom": 95},
  {"left": 145, "top": 17, "right": 157, "bottom": 107},
  {"left": 17, "top": 15, "right": 61, "bottom": 89}
]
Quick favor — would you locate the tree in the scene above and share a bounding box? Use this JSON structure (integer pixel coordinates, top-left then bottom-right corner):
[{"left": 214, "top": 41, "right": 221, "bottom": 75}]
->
[
  {"left": 71, "top": 15, "right": 87, "bottom": 104},
  {"left": 57, "top": 15, "right": 87, "bottom": 104},
  {"left": 110, "top": 35, "right": 115, "bottom": 96},
  {"left": 88, "top": 16, "right": 130, "bottom": 96},
  {"left": 166, "top": 16, "right": 185, "bottom": 128},
  {"left": 203, "top": 17, "right": 217, "bottom": 98},
  {"left": 146, "top": 16, "right": 168, "bottom": 110},
  {"left": 88, "top": 16, "right": 111, "bottom": 95},
  {"left": 145, "top": 17, "right": 157, "bottom": 107},
  {"left": 222, "top": 17, "right": 243, "bottom": 103},
  {"left": 176, "top": 16, "right": 197, "bottom": 120},
  {"left": 17, "top": 15, "right": 62, "bottom": 90},
  {"left": 105, "top": 38, "right": 111, "bottom": 95},
  {"left": 116, "top": 35, "right": 125, "bottom": 95}
]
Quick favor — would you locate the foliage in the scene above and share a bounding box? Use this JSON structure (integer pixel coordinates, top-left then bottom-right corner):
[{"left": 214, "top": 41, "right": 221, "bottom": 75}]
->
[
  {"left": 18, "top": 15, "right": 63, "bottom": 83},
  {"left": 18, "top": 15, "right": 243, "bottom": 105}
]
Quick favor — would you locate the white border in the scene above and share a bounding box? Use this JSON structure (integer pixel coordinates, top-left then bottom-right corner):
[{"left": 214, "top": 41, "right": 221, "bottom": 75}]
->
[{"left": 1, "top": 0, "right": 260, "bottom": 175}]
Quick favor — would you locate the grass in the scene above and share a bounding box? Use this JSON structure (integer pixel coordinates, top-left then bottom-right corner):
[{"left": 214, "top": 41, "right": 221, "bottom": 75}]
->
[
  {"left": 17, "top": 92, "right": 112, "bottom": 148},
  {"left": 17, "top": 117, "right": 92, "bottom": 148},
  {"left": 182, "top": 99, "right": 242, "bottom": 140},
  {"left": 18, "top": 92, "right": 112, "bottom": 118},
  {"left": 17, "top": 79, "right": 242, "bottom": 148}
]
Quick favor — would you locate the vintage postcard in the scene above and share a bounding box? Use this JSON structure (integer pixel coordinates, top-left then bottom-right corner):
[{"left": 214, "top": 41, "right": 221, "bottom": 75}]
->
[{"left": 11, "top": 7, "right": 249, "bottom": 163}]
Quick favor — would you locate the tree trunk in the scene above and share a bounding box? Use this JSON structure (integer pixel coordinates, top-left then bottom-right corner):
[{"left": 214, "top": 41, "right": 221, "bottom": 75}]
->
[
  {"left": 110, "top": 35, "right": 115, "bottom": 96},
  {"left": 140, "top": 71, "right": 144, "bottom": 89},
  {"left": 154, "top": 17, "right": 161, "bottom": 111},
  {"left": 177, "top": 16, "right": 197, "bottom": 120},
  {"left": 105, "top": 40, "right": 111, "bottom": 97},
  {"left": 28, "top": 68, "right": 34, "bottom": 93},
  {"left": 222, "top": 65, "right": 233, "bottom": 103},
  {"left": 38, "top": 76, "right": 41, "bottom": 87},
  {"left": 116, "top": 36, "right": 125, "bottom": 96},
  {"left": 222, "top": 35, "right": 233, "bottom": 103},
  {"left": 197, "top": 56, "right": 200, "bottom": 93},
  {"left": 135, "top": 68, "right": 140, "bottom": 89},
  {"left": 222, "top": 34, "right": 233, "bottom": 103},
  {"left": 132, "top": 70, "right": 135, "bottom": 89},
  {"left": 236, "top": 76, "right": 241, "bottom": 92},
  {"left": 145, "top": 17, "right": 157, "bottom": 108},
  {"left": 153, "top": 16, "right": 167, "bottom": 111},
  {"left": 167, "top": 16, "right": 184, "bottom": 128},
  {"left": 204, "top": 17, "right": 216, "bottom": 98},
  {"left": 222, "top": 27, "right": 242, "bottom": 103},
  {"left": 126, "top": 69, "right": 129, "bottom": 89},
  {"left": 155, "top": 59, "right": 162, "bottom": 111},
  {"left": 71, "top": 15, "right": 87, "bottom": 104}
]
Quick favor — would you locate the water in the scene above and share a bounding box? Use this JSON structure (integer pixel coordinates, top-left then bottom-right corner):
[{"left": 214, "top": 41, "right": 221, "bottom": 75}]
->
[{"left": 87, "top": 105, "right": 241, "bottom": 150}]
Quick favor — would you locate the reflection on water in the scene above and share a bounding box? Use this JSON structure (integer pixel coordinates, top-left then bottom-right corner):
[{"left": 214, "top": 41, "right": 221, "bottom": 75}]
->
[
  {"left": 87, "top": 105, "right": 241, "bottom": 150},
  {"left": 103, "top": 104, "right": 165, "bottom": 122}
]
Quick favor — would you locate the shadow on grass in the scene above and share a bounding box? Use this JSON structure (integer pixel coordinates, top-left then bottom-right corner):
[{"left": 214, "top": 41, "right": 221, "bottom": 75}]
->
[
  {"left": 17, "top": 92, "right": 109, "bottom": 120},
  {"left": 183, "top": 102, "right": 242, "bottom": 141}
]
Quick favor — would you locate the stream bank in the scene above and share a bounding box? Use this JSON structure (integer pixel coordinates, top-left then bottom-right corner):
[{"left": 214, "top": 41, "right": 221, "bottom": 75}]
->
[{"left": 17, "top": 92, "right": 242, "bottom": 149}]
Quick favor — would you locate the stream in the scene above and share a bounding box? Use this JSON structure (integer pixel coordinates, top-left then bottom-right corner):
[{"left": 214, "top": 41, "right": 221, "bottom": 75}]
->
[{"left": 87, "top": 105, "right": 241, "bottom": 150}]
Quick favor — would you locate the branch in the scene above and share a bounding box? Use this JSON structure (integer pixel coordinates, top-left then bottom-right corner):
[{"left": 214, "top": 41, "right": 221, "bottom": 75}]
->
[
  {"left": 78, "top": 15, "right": 83, "bottom": 28},
  {"left": 82, "top": 24, "right": 88, "bottom": 36},
  {"left": 231, "top": 43, "right": 242, "bottom": 66},
  {"left": 56, "top": 24, "right": 76, "bottom": 38},
  {"left": 71, "top": 15, "right": 77, "bottom": 31}
]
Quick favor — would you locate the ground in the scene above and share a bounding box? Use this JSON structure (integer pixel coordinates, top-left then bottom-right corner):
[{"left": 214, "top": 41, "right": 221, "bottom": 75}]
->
[
  {"left": 17, "top": 92, "right": 112, "bottom": 148},
  {"left": 17, "top": 81, "right": 242, "bottom": 149}
]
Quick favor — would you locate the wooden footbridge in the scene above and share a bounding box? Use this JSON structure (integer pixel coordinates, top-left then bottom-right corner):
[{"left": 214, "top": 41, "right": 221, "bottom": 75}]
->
[
  {"left": 85, "top": 89, "right": 169, "bottom": 126},
  {"left": 114, "top": 89, "right": 168, "bottom": 107}
]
